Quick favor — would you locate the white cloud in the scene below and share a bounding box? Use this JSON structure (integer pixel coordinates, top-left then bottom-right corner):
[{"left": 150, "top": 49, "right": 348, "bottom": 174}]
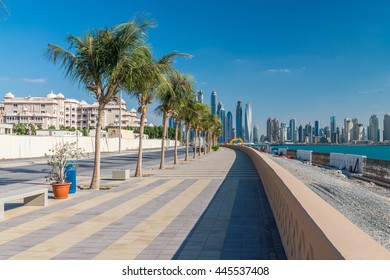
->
[
  {"left": 234, "top": 58, "right": 243, "bottom": 63},
  {"left": 22, "top": 78, "right": 47, "bottom": 83},
  {"left": 266, "top": 69, "right": 290, "bottom": 73},
  {"left": 0, "top": 77, "right": 10, "bottom": 81},
  {"left": 358, "top": 88, "right": 383, "bottom": 95}
]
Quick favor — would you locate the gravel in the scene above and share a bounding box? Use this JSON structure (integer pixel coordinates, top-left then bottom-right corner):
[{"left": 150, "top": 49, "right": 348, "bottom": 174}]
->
[{"left": 265, "top": 154, "right": 390, "bottom": 251}]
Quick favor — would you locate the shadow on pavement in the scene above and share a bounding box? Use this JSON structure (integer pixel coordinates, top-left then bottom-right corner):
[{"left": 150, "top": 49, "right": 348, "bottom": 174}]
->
[{"left": 172, "top": 149, "right": 286, "bottom": 260}]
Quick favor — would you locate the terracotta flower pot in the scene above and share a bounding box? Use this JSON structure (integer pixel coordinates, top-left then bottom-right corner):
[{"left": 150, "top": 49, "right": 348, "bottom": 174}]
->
[{"left": 51, "top": 182, "right": 71, "bottom": 199}]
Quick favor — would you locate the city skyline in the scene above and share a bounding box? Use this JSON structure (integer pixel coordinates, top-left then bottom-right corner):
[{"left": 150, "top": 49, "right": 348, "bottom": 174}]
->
[{"left": 2, "top": 1, "right": 390, "bottom": 134}]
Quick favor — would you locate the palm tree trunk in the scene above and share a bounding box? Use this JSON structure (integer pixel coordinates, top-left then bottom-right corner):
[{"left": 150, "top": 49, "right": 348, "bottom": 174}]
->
[
  {"left": 209, "top": 132, "right": 212, "bottom": 153},
  {"left": 174, "top": 119, "right": 179, "bottom": 164},
  {"left": 185, "top": 124, "right": 190, "bottom": 161},
  {"left": 90, "top": 106, "right": 104, "bottom": 190},
  {"left": 135, "top": 105, "right": 146, "bottom": 177},
  {"left": 203, "top": 131, "right": 206, "bottom": 155},
  {"left": 197, "top": 130, "right": 201, "bottom": 157},
  {"left": 159, "top": 112, "right": 168, "bottom": 169},
  {"left": 193, "top": 129, "right": 197, "bottom": 160}
]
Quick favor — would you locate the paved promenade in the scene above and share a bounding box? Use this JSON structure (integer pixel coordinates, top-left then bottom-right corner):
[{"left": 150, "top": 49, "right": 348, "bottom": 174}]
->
[{"left": 0, "top": 148, "right": 286, "bottom": 260}]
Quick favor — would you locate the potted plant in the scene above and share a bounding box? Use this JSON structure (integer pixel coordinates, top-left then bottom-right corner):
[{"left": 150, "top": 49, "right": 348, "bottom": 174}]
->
[{"left": 46, "top": 142, "right": 85, "bottom": 199}]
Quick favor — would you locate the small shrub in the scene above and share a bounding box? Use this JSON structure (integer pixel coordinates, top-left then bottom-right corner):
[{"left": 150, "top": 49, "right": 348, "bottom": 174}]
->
[{"left": 212, "top": 144, "right": 220, "bottom": 151}]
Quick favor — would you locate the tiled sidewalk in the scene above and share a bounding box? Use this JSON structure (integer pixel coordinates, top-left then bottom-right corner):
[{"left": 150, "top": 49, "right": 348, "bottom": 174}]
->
[{"left": 0, "top": 148, "right": 286, "bottom": 260}]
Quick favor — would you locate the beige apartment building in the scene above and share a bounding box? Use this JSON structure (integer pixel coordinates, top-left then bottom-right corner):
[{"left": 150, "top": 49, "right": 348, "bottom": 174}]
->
[{"left": 0, "top": 91, "right": 143, "bottom": 130}]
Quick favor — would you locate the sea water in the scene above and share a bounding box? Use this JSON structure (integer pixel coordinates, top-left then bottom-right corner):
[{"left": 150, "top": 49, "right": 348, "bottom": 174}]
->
[{"left": 266, "top": 144, "right": 390, "bottom": 161}]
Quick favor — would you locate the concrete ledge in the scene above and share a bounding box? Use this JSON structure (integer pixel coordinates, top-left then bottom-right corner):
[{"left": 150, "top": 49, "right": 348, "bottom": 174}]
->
[
  {"left": 112, "top": 170, "right": 130, "bottom": 180},
  {"left": 228, "top": 146, "right": 390, "bottom": 260},
  {"left": 0, "top": 187, "right": 48, "bottom": 219}
]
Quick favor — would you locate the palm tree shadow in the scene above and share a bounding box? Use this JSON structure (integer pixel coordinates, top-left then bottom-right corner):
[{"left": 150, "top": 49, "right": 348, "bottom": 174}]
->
[{"left": 172, "top": 149, "right": 286, "bottom": 260}]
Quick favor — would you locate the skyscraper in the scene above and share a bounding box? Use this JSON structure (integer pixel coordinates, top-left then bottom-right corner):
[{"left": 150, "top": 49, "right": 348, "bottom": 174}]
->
[
  {"left": 351, "top": 118, "right": 359, "bottom": 141},
  {"left": 227, "top": 111, "right": 233, "bottom": 142},
  {"left": 298, "top": 125, "right": 304, "bottom": 143},
  {"left": 253, "top": 125, "right": 259, "bottom": 144},
  {"left": 289, "top": 118, "right": 296, "bottom": 142},
  {"left": 305, "top": 122, "right": 313, "bottom": 143},
  {"left": 217, "top": 102, "right": 226, "bottom": 143},
  {"left": 330, "top": 114, "right": 336, "bottom": 143},
  {"left": 211, "top": 91, "right": 217, "bottom": 115},
  {"left": 314, "top": 120, "right": 320, "bottom": 137},
  {"left": 266, "top": 117, "right": 279, "bottom": 143},
  {"left": 344, "top": 118, "right": 352, "bottom": 143},
  {"left": 383, "top": 114, "right": 390, "bottom": 141},
  {"left": 197, "top": 90, "right": 204, "bottom": 103},
  {"left": 236, "top": 101, "right": 243, "bottom": 139},
  {"left": 369, "top": 114, "right": 379, "bottom": 142},
  {"left": 280, "top": 123, "right": 287, "bottom": 143},
  {"left": 244, "top": 103, "right": 252, "bottom": 142}
]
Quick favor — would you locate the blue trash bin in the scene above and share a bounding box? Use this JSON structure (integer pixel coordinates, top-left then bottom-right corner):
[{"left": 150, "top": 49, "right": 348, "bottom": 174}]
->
[{"left": 65, "top": 160, "right": 77, "bottom": 194}]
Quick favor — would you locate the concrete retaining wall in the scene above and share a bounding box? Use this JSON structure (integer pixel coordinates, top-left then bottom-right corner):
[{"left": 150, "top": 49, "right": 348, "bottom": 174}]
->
[
  {"left": 330, "top": 153, "right": 366, "bottom": 174},
  {"left": 312, "top": 152, "right": 330, "bottom": 166},
  {"left": 229, "top": 146, "right": 390, "bottom": 260},
  {"left": 297, "top": 150, "right": 312, "bottom": 164},
  {"left": 0, "top": 135, "right": 178, "bottom": 159},
  {"left": 364, "top": 158, "right": 390, "bottom": 185}
]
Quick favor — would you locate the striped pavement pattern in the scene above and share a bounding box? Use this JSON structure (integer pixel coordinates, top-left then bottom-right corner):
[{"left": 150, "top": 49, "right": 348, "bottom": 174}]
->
[{"left": 0, "top": 148, "right": 286, "bottom": 260}]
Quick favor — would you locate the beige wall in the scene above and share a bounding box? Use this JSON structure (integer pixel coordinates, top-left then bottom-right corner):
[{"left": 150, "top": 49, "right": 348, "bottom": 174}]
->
[
  {"left": 229, "top": 145, "right": 390, "bottom": 260},
  {"left": 0, "top": 135, "right": 178, "bottom": 159}
]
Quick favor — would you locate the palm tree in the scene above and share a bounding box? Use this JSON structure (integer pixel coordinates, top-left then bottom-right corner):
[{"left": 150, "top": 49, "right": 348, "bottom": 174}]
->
[
  {"left": 46, "top": 18, "right": 153, "bottom": 189},
  {"left": 125, "top": 48, "right": 189, "bottom": 177},
  {"left": 191, "top": 102, "right": 210, "bottom": 159},
  {"left": 155, "top": 72, "right": 194, "bottom": 168},
  {"left": 180, "top": 96, "right": 197, "bottom": 162},
  {"left": 171, "top": 75, "right": 194, "bottom": 165},
  {"left": 203, "top": 113, "right": 219, "bottom": 154},
  {"left": 210, "top": 115, "right": 222, "bottom": 151}
]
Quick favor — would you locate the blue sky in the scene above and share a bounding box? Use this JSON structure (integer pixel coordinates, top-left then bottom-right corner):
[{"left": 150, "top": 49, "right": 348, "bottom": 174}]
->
[{"left": 1, "top": 0, "right": 390, "bottom": 134}]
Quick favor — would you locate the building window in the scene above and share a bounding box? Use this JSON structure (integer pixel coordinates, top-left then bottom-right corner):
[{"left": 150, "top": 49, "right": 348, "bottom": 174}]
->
[
  {"left": 41, "top": 111, "right": 45, "bottom": 113},
  {"left": 13, "top": 104, "right": 18, "bottom": 108},
  {"left": 41, "top": 104, "right": 45, "bottom": 108},
  {"left": 108, "top": 109, "right": 112, "bottom": 112}
]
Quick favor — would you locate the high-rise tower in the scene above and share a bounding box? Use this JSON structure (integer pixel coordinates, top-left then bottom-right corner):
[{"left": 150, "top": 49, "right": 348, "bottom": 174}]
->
[
  {"left": 211, "top": 91, "right": 217, "bottom": 115},
  {"left": 289, "top": 118, "right": 297, "bottom": 141},
  {"left": 369, "top": 114, "right": 379, "bottom": 142},
  {"left": 244, "top": 103, "right": 252, "bottom": 142},
  {"left": 227, "top": 111, "right": 233, "bottom": 142},
  {"left": 330, "top": 114, "right": 336, "bottom": 143},
  {"left": 314, "top": 120, "right": 320, "bottom": 137},
  {"left": 236, "top": 101, "right": 243, "bottom": 139},
  {"left": 383, "top": 114, "right": 390, "bottom": 141},
  {"left": 197, "top": 90, "right": 204, "bottom": 103},
  {"left": 253, "top": 125, "right": 259, "bottom": 144},
  {"left": 217, "top": 102, "right": 226, "bottom": 143},
  {"left": 344, "top": 118, "right": 352, "bottom": 143}
]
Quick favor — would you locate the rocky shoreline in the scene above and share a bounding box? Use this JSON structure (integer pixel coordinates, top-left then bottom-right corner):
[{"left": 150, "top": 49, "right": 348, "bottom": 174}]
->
[{"left": 265, "top": 153, "right": 390, "bottom": 251}]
